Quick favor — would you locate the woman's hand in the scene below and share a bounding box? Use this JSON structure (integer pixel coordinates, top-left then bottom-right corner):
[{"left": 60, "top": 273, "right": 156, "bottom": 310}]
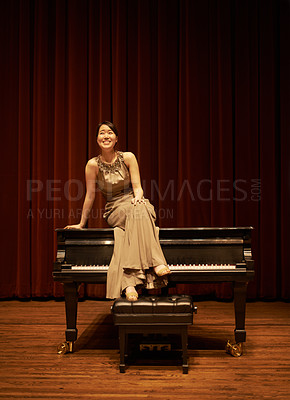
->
[
  {"left": 131, "top": 194, "right": 145, "bottom": 206},
  {"left": 64, "top": 224, "right": 83, "bottom": 230}
]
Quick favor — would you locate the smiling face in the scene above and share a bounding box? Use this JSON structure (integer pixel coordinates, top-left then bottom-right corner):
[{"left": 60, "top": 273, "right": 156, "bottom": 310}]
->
[{"left": 97, "top": 124, "right": 118, "bottom": 152}]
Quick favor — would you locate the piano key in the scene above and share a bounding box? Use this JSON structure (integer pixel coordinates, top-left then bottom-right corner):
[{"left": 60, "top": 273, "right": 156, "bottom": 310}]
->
[{"left": 69, "top": 263, "right": 236, "bottom": 271}]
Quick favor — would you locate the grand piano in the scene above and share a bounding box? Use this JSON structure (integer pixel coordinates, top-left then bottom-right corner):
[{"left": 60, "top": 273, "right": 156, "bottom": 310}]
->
[{"left": 53, "top": 227, "right": 254, "bottom": 356}]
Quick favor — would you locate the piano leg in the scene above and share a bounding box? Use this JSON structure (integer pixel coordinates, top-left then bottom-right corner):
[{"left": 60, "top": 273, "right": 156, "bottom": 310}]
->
[
  {"left": 233, "top": 281, "right": 247, "bottom": 342},
  {"left": 61, "top": 282, "right": 79, "bottom": 353},
  {"left": 227, "top": 281, "right": 248, "bottom": 356}
]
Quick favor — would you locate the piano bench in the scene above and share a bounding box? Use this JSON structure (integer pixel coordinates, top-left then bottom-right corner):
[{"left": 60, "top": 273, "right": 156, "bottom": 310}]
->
[{"left": 111, "top": 295, "right": 196, "bottom": 374}]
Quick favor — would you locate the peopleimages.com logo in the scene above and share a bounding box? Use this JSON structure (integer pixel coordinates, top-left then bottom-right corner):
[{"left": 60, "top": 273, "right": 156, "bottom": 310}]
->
[{"left": 26, "top": 178, "right": 261, "bottom": 203}]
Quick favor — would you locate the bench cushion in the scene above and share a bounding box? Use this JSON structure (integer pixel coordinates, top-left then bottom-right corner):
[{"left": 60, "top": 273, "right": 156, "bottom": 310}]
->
[{"left": 112, "top": 295, "right": 194, "bottom": 325}]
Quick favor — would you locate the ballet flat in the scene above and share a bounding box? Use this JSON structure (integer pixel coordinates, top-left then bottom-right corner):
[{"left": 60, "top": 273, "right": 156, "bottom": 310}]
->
[
  {"left": 154, "top": 266, "right": 171, "bottom": 277},
  {"left": 125, "top": 291, "right": 138, "bottom": 302}
]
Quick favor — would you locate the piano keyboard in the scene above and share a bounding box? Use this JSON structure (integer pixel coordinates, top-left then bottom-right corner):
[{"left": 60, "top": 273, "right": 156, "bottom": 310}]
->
[{"left": 68, "top": 264, "right": 236, "bottom": 271}]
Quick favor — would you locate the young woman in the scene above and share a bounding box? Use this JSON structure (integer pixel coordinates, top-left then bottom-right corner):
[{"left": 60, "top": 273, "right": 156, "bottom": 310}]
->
[{"left": 65, "top": 121, "right": 170, "bottom": 301}]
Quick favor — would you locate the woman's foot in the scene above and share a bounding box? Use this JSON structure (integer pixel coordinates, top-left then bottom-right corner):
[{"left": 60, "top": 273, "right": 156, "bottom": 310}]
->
[
  {"left": 154, "top": 264, "right": 171, "bottom": 277},
  {"left": 125, "top": 286, "right": 138, "bottom": 302}
]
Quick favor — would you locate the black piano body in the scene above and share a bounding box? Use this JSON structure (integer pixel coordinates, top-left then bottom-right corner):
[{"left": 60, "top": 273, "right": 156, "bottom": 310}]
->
[{"left": 53, "top": 227, "right": 254, "bottom": 353}]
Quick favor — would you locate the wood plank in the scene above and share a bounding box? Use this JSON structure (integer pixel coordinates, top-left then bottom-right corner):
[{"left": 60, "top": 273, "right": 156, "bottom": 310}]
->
[{"left": 0, "top": 300, "right": 289, "bottom": 399}]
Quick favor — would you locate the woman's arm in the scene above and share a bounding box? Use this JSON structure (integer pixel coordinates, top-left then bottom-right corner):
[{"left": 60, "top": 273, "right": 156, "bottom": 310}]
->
[
  {"left": 64, "top": 159, "right": 98, "bottom": 229},
  {"left": 123, "top": 152, "right": 145, "bottom": 205}
]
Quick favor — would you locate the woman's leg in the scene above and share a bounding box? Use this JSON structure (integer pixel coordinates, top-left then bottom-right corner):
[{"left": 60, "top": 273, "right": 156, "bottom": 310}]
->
[{"left": 106, "top": 195, "right": 169, "bottom": 299}]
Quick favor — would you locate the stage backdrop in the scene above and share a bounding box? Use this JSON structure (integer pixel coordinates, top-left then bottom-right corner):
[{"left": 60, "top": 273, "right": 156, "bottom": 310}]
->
[{"left": 0, "top": 0, "right": 289, "bottom": 300}]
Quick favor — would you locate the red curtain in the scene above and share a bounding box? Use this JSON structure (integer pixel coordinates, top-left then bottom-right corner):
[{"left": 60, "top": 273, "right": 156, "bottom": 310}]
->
[{"left": 0, "top": 0, "right": 289, "bottom": 299}]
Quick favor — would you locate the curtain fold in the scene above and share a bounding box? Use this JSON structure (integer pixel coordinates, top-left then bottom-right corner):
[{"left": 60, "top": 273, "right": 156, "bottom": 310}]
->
[
  {"left": 0, "top": 0, "right": 289, "bottom": 299},
  {"left": 233, "top": 0, "right": 260, "bottom": 299},
  {"left": 279, "top": 0, "right": 290, "bottom": 299}
]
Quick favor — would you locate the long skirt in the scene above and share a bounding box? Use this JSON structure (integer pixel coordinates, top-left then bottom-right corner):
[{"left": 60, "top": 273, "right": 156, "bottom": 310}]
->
[{"left": 105, "top": 193, "right": 168, "bottom": 299}]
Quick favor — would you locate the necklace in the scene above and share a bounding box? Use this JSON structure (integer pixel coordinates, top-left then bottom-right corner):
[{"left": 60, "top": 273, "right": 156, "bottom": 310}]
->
[{"left": 97, "top": 152, "right": 122, "bottom": 174}]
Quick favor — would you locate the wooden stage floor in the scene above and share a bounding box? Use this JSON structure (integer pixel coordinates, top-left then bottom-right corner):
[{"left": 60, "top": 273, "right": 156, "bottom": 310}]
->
[{"left": 0, "top": 299, "right": 289, "bottom": 399}]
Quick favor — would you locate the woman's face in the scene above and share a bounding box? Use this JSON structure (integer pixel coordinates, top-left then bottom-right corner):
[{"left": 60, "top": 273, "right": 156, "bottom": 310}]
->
[{"left": 97, "top": 124, "right": 118, "bottom": 151}]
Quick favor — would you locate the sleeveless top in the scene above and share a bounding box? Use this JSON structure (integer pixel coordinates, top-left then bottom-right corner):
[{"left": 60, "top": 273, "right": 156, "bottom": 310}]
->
[{"left": 96, "top": 151, "right": 134, "bottom": 201}]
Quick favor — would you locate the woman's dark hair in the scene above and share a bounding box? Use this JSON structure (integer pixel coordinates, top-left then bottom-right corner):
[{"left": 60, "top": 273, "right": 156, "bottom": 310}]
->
[{"left": 96, "top": 121, "right": 119, "bottom": 139}]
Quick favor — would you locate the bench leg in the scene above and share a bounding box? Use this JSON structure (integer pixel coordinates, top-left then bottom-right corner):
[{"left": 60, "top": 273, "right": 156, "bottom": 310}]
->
[
  {"left": 181, "top": 327, "right": 188, "bottom": 374},
  {"left": 119, "top": 327, "right": 126, "bottom": 373},
  {"left": 118, "top": 325, "right": 190, "bottom": 373}
]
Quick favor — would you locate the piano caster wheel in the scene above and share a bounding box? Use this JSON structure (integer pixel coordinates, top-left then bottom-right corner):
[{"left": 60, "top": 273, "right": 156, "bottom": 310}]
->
[
  {"left": 57, "top": 341, "right": 73, "bottom": 354},
  {"left": 226, "top": 340, "right": 243, "bottom": 357},
  {"left": 182, "top": 365, "right": 189, "bottom": 374}
]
